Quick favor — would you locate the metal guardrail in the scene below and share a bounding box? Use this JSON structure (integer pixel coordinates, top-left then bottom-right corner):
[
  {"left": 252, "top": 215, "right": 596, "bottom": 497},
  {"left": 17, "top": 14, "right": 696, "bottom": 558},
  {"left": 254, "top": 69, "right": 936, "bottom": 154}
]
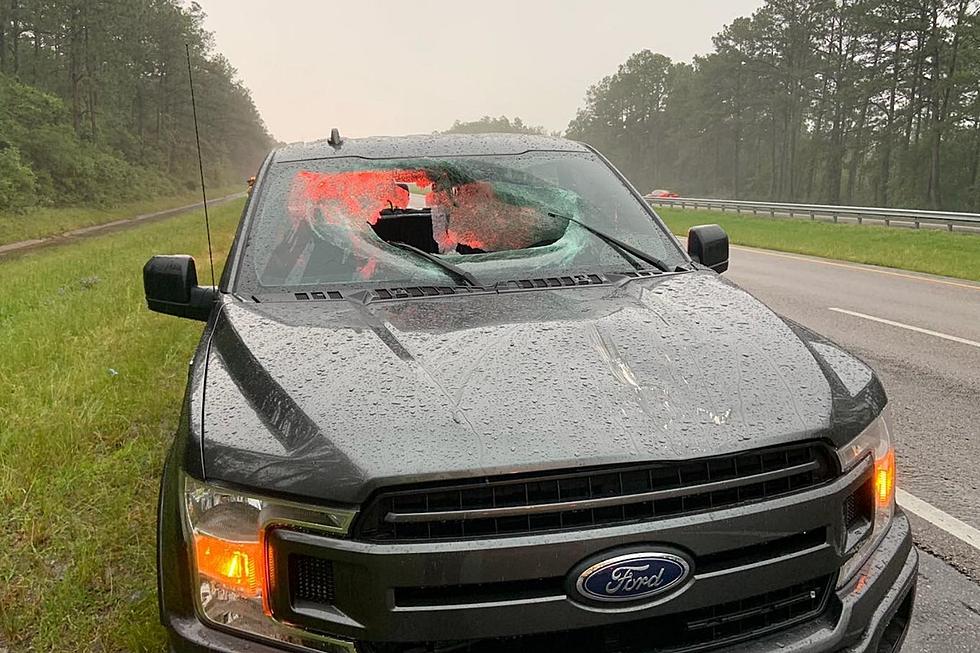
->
[{"left": 645, "top": 196, "right": 980, "bottom": 232}]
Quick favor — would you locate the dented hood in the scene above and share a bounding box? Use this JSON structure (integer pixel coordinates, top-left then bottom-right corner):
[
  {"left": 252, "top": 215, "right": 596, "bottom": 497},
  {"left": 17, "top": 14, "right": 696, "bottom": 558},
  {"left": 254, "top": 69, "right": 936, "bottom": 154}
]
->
[{"left": 201, "top": 271, "right": 885, "bottom": 505}]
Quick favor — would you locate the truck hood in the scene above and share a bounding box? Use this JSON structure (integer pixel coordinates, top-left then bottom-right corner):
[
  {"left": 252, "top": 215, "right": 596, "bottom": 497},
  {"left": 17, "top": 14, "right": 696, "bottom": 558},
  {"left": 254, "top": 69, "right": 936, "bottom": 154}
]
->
[{"left": 201, "top": 271, "right": 885, "bottom": 505}]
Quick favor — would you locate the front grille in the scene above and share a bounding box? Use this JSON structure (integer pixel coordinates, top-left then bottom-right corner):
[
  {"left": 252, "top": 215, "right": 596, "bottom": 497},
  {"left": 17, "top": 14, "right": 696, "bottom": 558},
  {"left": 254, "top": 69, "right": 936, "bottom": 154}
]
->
[
  {"left": 842, "top": 477, "right": 874, "bottom": 555},
  {"left": 354, "top": 443, "right": 835, "bottom": 541},
  {"left": 680, "top": 577, "right": 830, "bottom": 649},
  {"left": 394, "top": 577, "right": 564, "bottom": 607},
  {"left": 844, "top": 479, "right": 873, "bottom": 530},
  {"left": 287, "top": 527, "right": 829, "bottom": 612},
  {"left": 289, "top": 555, "right": 336, "bottom": 605},
  {"left": 385, "top": 528, "right": 828, "bottom": 608},
  {"left": 695, "top": 527, "right": 827, "bottom": 575},
  {"left": 364, "top": 576, "right": 834, "bottom": 653}
]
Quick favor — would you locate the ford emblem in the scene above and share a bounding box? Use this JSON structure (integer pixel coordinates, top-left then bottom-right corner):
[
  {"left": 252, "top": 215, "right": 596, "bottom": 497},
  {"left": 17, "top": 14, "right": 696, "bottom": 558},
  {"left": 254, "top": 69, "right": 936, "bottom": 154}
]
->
[{"left": 573, "top": 551, "right": 691, "bottom": 604}]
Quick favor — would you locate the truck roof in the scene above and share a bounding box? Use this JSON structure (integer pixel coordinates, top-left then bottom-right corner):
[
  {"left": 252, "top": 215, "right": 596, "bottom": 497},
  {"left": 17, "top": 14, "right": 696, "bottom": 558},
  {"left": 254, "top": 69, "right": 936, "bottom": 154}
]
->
[{"left": 272, "top": 132, "right": 590, "bottom": 163}]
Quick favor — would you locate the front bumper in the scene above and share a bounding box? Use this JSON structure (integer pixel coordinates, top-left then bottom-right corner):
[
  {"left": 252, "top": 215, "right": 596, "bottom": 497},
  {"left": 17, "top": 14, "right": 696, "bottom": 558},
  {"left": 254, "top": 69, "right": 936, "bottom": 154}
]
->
[
  {"left": 718, "top": 511, "right": 917, "bottom": 653},
  {"left": 165, "top": 491, "right": 917, "bottom": 653}
]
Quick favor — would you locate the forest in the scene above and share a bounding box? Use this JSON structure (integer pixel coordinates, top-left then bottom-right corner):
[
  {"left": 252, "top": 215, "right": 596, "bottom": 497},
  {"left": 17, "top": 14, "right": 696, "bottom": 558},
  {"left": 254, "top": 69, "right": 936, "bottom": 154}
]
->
[
  {"left": 6, "top": 1, "right": 980, "bottom": 215},
  {"left": 566, "top": 0, "right": 980, "bottom": 211},
  {"left": 0, "top": 0, "right": 273, "bottom": 212}
]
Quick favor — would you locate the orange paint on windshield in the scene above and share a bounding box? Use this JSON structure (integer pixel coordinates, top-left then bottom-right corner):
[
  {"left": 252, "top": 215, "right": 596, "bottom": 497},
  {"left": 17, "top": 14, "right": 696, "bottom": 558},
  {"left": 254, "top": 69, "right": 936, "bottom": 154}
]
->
[
  {"left": 282, "top": 168, "right": 561, "bottom": 280},
  {"left": 289, "top": 169, "right": 432, "bottom": 228}
]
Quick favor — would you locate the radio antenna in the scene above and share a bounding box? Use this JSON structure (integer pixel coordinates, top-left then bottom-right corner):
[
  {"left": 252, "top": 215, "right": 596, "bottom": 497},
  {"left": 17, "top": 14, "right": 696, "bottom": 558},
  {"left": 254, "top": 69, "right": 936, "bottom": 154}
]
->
[{"left": 186, "top": 43, "right": 217, "bottom": 290}]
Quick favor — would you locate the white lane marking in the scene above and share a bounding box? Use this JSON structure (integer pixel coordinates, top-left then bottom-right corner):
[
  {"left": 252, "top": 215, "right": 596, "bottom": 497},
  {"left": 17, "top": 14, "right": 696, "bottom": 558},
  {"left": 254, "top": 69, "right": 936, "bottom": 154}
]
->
[
  {"left": 828, "top": 307, "right": 980, "bottom": 349},
  {"left": 729, "top": 244, "right": 980, "bottom": 292},
  {"left": 897, "top": 489, "right": 980, "bottom": 552}
]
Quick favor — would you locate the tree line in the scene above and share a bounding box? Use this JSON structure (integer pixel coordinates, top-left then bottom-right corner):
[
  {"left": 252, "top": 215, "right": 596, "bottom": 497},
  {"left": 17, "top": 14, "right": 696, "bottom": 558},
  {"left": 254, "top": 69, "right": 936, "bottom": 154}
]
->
[
  {"left": 444, "top": 115, "right": 549, "bottom": 136},
  {"left": 566, "top": 0, "right": 980, "bottom": 211},
  {"left": 0, "top": 0, "right": 274, "bottom": 212}
]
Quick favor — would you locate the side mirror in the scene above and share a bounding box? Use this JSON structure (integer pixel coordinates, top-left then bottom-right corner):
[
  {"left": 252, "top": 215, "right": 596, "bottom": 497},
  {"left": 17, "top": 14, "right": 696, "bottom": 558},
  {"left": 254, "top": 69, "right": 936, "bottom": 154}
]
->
[
  {"left": 687, "top": 224, "right": 729, "bottom": 273},
  {"left": 143, "top": 255, "right": 217, "bottom": 321}
]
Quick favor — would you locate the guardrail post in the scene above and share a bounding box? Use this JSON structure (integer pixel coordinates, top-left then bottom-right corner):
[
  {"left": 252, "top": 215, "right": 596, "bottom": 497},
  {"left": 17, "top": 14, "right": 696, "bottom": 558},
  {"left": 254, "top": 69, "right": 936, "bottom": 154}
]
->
[
  {"left": 833, "top": 212, "right": 838, "bottom": 223},
  {"left": 914, "top": 220, "right": 920, "bottom": 229},
  {"left": 809, "top": 211, "right": 814, "bottom": 220},
  {"left": 857, "top": 215, "right": 862, "bottom": 224},
  {"left": 948, "top": 223, "right": 953, "bottom": 232}
]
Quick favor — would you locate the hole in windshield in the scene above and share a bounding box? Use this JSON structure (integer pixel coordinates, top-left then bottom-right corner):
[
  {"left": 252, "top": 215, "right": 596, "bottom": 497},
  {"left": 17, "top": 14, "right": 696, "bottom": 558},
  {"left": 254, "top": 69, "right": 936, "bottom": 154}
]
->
[{"left": 241, "top": 151, "right": 684, "bottom": 292}]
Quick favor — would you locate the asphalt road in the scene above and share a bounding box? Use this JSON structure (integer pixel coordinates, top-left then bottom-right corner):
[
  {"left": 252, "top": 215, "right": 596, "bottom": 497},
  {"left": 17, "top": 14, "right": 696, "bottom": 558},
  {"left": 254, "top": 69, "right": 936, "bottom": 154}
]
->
[{"left": 725, "top": 244, "right": 980, "bottom": 650}]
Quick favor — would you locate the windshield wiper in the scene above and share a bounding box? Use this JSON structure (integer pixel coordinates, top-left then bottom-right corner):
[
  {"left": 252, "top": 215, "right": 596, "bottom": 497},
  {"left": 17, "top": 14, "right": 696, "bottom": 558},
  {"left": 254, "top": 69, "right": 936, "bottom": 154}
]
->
[
  {"left": 547, "top": 212, "right": 673, "bottom": 273},
  {"left": 387, "top": 241, "right": 481, "bottom": 287}
]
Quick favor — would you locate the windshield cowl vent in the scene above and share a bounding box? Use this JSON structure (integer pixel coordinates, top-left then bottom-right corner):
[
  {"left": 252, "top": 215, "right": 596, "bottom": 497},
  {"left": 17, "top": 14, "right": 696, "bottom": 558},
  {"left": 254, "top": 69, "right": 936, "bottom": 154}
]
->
[
  {"left": 498, "top": 274, "right": 605, "bottom": 291},
  {"left": 294, "top": 291, "right": 343, "bottom": 301},
  {"left": 260, "top": 271, "right": 664, "bottom": 305},
  {"left": 257, "top": 286, "right": 493, "bottom": 304},
  {"left": 608, "top": 269, "right": 663, "bottom": 281},
  {"left": 372, "top": 286, "right": 490, "bottom": 300}
]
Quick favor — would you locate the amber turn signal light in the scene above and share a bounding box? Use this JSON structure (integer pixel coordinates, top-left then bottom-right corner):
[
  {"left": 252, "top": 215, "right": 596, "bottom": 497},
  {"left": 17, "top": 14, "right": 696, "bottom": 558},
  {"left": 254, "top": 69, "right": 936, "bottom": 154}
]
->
[
  {"left": 875, "top": 449, "right": 896, "bottom": 507},
  {"left": 194, "top": 533, "right": 263, "bottom": 597}
]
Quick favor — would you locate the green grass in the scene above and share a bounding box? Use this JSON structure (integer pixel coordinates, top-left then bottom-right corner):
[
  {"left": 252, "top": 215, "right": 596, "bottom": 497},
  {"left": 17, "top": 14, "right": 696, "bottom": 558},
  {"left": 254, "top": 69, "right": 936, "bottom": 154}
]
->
[
  {"left": 0, "top": 200, "right": 244, "bottom": 652},
  {"left": 0, "top": 184, "right": 243, "bottom": 247},
  {"left": 657, "top": 208, "right": 980, "bottom": 282}
]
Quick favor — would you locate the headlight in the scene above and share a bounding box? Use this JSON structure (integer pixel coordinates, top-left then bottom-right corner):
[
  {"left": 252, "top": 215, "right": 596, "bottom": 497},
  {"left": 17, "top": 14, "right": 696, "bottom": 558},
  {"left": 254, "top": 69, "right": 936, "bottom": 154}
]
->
[
  {"left": 835, "top": 407, "right": 896, "bottom": 588},
  {"left": 181, "top": 475, "right": 356, "bottom": 652}
]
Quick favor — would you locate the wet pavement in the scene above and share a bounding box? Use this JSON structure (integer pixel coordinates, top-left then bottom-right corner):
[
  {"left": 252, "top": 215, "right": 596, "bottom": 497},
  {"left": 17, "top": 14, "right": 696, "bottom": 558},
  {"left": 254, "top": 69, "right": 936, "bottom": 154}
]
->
[{"left": 904, "top": 550, "right": 980, "bottom": 651}]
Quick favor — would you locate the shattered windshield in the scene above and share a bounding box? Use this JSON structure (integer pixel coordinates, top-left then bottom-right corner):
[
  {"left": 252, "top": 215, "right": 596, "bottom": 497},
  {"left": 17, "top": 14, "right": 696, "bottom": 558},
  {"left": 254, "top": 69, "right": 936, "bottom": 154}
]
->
[{"left": 239, "top": 150, "right": 686, "bottom": 291}]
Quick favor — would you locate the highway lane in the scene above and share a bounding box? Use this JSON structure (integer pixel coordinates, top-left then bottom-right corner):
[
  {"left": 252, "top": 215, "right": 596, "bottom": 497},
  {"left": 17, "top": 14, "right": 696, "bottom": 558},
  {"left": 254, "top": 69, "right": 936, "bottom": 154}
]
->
[
  {"left": 724, "top": 244, "right": 980, "bottom": 649},
  {"left": 902, "top": 550, "right": 980, "bottom": 651}
]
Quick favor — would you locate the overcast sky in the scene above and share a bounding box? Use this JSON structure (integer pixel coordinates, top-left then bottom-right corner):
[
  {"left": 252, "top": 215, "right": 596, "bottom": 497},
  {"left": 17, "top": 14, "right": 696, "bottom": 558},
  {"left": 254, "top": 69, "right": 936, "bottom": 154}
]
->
[{"left": 195, "top": 0, "right": 763, "bottom": 143}]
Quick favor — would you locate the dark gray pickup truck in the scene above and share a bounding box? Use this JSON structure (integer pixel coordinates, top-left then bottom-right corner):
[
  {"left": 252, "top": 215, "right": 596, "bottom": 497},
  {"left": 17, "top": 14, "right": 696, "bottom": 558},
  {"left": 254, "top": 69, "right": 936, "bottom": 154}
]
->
[{"left": 144, "top": 133, "right": 916, "bottom": 653}]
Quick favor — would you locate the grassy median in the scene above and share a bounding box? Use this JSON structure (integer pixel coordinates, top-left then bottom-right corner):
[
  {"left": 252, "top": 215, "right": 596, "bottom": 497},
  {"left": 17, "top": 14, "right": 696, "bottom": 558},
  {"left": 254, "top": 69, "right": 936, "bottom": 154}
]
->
[
  {"left": 0, "top": 200, "right": 243, "bottom": 652},
  {"left": 657, "top": 208, "right": 980, "bottom": 282},
  {"left": 0, "top": 185, "right": 242, "bottom": 248}
]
